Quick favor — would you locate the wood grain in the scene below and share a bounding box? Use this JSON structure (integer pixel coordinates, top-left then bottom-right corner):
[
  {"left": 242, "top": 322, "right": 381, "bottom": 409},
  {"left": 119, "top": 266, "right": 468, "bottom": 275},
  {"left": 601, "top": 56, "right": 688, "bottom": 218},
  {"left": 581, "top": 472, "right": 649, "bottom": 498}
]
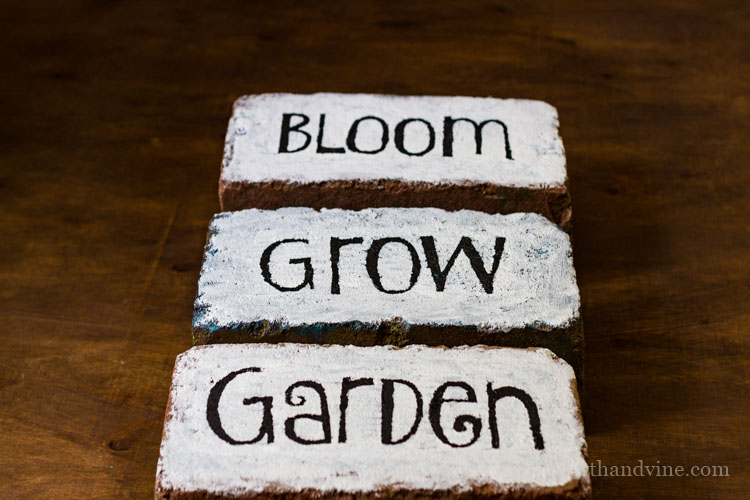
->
[{"left": 1, "top": 1, "right": 748, "bottom": 498}]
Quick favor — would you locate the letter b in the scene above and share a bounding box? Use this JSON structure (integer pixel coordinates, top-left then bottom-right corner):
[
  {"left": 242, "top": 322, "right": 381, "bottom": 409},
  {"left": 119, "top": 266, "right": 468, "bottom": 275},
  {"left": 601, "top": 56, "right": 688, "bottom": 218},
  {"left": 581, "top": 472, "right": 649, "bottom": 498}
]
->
[{"left": 279, "top": 113, "right": 312, "bottom": 153}]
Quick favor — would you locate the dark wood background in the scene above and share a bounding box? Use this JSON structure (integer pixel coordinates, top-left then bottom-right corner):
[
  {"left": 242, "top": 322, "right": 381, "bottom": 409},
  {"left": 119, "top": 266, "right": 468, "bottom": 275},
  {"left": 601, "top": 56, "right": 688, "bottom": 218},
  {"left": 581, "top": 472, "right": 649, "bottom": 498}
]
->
[{"left": 1, "top": 1, "right": 748, "bottom": 498}]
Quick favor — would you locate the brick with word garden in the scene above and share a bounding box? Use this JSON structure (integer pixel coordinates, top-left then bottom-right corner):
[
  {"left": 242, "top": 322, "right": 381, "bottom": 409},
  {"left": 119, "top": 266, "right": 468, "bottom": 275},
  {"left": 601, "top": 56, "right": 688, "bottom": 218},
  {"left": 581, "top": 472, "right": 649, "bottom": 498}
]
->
[
  {"left": 193, "top": 207, "right": 583, "bottom": 377},
  {"left": 219, "top": 93, "right": 572, "bottom": 229},
  {"left": 155, "top": 343, "right": 591, "bottom": 499}
]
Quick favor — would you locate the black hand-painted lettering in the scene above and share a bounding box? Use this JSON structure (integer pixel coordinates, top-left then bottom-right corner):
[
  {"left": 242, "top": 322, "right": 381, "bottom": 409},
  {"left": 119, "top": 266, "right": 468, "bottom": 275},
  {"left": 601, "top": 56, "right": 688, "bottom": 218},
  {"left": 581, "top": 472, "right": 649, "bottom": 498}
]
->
[
  {"left": 366, "top": 238, "right": 421, "bottom": 294},
  {"left": 442, "top": 117, "right": 513, "bottom": 160},
  {"left": 486, "top": 384, "right": 544, "bottom": 450},
  {"left": 284, "top": 381, "right": 332, "bottom": 445},
  {"left": 428, "top": 381, "right": 481, "bottom": 448},
  {"left": 330, "top": 237, "right": 364, "bottom": 294},
  {"left": 338, "top": 377, "right": 374, "bottom": 443},
  {"left": 346, "top": 115, "right": 389, "bottom": 154},
  {"left": 278, "top": 113, "right": 311, "bottom": 153},
  {"left": 381, "top": 379, "right": 423, "bottom": 444},
  {"left": 316, "top": 114, "right": 345, "bottom": 153},
  {"left": 206, "top": 367, "right": 274, "bottom": 445},
  {"left": 420, "top": 236, "right": 505, "bottom": 294},
  {"left": 394, "top": 118, "right": 435, "bottom": 156},
  {"left": 260, "top": 239, "right": 314, "bottom": 292}
]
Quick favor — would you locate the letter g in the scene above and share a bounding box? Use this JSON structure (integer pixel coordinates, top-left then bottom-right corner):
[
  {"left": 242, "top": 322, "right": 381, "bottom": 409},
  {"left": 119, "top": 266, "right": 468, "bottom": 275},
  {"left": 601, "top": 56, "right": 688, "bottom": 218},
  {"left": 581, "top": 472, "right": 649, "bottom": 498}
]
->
[{"left": 260, "top": 239, "right": 314, "bottom": 292}]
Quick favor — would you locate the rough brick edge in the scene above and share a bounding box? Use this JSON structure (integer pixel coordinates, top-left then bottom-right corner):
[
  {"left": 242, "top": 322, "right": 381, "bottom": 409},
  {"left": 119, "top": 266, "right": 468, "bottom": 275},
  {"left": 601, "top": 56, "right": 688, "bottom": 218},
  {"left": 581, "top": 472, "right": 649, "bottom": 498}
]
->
[
  {"left": 155, "top": 480, "right": 590, "bottom": 499},
  {"left": 191, "top": 319, "right": 584, "bottom": 387},
  {"left": 218, "top": 179, "right": 572, "bottom": 232}
]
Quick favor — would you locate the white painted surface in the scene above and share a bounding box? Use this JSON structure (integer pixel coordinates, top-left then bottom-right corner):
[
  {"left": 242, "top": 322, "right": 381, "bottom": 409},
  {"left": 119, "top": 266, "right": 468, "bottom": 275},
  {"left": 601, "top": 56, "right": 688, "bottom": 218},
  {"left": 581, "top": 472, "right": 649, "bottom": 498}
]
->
[
  {"left": 156, "top": 344, "right": 589, "bottom": 496},
  {"left": 194, "top": 208, "right": 579, "bottom": 333},
  {"left": 221, "top": 93, "right": 566, "bottom": 187}
]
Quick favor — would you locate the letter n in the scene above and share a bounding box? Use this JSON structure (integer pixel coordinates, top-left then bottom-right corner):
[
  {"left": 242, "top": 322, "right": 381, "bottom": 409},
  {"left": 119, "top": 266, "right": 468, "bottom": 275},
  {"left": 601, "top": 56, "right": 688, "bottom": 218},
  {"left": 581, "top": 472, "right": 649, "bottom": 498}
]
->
[{"left": 486, "top": 384, "right": 544, "bottom": 450}]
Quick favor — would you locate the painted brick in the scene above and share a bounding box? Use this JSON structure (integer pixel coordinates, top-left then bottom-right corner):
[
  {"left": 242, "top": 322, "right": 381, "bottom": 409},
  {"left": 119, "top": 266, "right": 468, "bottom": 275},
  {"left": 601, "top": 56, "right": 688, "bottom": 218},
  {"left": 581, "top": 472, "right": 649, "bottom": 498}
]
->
[
  {"left": 219, "top": 93, "right": 571, "bottom": 229},
  {"left": 193, "top": 208, "right": 583, "bottom": 377},
  {"left": 155, "top": 343, "right": 590, "bottom": 499}
]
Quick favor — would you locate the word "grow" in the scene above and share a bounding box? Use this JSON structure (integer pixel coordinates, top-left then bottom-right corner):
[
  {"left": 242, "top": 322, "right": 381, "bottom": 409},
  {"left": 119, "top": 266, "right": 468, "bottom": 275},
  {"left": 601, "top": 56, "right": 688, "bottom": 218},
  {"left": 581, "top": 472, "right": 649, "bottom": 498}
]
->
[{"left": 260, "top": 236, "right": 506, "bottom": 295}]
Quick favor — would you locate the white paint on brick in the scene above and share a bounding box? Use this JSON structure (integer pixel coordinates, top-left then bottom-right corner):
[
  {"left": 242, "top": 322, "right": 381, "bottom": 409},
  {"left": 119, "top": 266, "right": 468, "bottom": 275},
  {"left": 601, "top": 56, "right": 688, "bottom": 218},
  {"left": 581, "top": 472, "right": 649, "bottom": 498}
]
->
[
  {"left": 221, "top": 93, "right": 566, "bottom": 187},
  {"left": 156, "top": 344, "right": 590, "bottom": 496},
  {"left": 194, "top": 208, "right": 579, "bottom": 333}
]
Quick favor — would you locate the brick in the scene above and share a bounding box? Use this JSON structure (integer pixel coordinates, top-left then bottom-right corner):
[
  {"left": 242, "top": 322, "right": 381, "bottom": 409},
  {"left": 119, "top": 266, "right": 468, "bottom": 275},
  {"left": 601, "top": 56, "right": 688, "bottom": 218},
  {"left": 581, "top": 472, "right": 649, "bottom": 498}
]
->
[
  {"left": 193, "top": 208, "right": 583, "bottom": 377},
  {"left": 219, "top": 93, "right": 571, "bottom": 230},
  {"left": 155, "top": 343, "right": 591, "bottom": 499}
]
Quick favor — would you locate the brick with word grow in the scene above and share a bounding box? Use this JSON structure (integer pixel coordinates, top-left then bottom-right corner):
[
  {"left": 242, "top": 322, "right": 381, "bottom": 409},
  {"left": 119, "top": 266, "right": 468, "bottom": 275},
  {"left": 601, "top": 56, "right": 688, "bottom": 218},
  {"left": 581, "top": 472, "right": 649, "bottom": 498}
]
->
[{"left": 193, "top": 207, "right": 583, "bottom": 377}]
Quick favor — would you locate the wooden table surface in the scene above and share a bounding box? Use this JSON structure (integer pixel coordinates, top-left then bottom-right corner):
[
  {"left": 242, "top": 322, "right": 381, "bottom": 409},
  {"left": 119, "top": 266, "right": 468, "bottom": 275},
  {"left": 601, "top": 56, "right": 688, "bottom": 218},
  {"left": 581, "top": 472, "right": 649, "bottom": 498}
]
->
[{"left": 2, "top": 1, "right": 748, "bottom": 498}]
